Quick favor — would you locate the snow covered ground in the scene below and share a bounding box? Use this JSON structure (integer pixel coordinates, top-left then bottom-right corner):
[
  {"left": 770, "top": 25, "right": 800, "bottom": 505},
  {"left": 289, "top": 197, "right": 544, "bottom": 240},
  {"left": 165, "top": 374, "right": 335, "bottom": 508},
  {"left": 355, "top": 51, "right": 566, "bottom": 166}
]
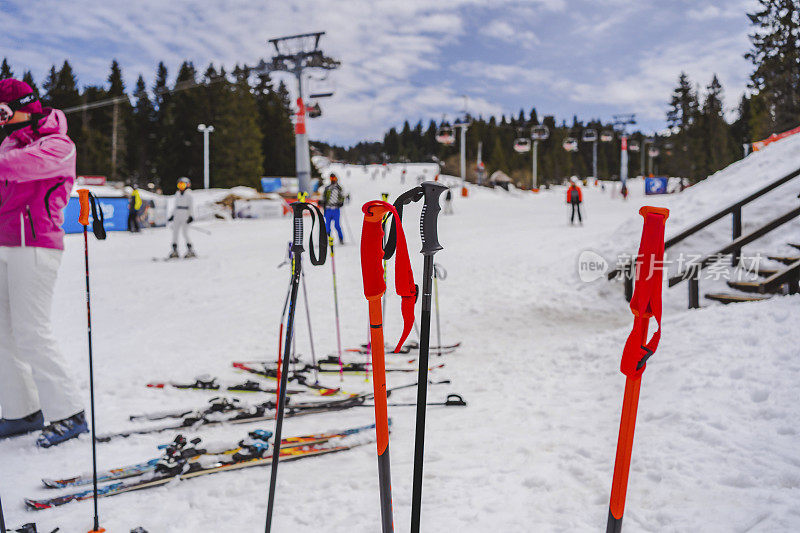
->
[{"left": 1, "top": 161, "right": 798, "bottom": 532}]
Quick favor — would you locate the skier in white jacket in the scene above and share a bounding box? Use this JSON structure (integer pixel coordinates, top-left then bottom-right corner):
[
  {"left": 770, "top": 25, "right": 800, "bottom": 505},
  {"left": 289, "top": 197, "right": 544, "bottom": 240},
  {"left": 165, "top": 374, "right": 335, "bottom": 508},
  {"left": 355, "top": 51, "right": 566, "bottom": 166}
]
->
[{"left": 168, "top": 177, "right": 195, "bottom": 259}]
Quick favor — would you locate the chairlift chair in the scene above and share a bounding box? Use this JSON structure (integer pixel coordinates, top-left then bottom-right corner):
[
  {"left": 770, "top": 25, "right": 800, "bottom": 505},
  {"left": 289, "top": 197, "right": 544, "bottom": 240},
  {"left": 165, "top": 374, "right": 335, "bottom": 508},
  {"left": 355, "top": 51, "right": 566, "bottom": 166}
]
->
[
  {"left": 600, "top": 130, "right": 614, "bottom": 142},
  {"left": 514, "top": 137, "right": 531, "bottom": 153},
  {"left": 581, "top": 128, "right": 598, "bottom": 143},
  {"left": 436, "top": 123, "right": 455, "bottom": 145},
  {"left": 562, "top": 137, "right": 578, "bottom": 152},
  {"left": 532, "top": 125, "right": 550, "bottom": 141},
  {"left": 306, "top": 102, "right": 322, "bottom": 118}
]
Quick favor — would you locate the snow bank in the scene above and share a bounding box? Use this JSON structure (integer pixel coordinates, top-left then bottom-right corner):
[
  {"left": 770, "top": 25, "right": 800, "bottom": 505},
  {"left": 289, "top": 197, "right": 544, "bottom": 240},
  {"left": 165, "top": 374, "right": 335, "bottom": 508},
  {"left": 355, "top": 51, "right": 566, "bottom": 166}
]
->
[{"left": 598, "top": 132, "right": 800, "bottom": 265}]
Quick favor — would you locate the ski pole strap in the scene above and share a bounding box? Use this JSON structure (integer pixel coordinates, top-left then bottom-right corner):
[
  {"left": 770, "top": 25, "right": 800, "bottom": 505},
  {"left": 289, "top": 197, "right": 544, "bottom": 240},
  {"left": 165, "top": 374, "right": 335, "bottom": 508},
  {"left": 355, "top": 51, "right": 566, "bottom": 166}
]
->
[
  {"left": 77, "top": 189, "right": 106, "bottom": 240},
  {"left": 383, "top": 186, "right": 424, "bottom": 259},
  {"left": 620, "top": 206, "right": 669, "bottom": 378},
  {"left": 361, "top": 200, "right": 417, "bottom": 352},
  {"left": 291, "top": 201, "right": 327, "bottom": 266}
]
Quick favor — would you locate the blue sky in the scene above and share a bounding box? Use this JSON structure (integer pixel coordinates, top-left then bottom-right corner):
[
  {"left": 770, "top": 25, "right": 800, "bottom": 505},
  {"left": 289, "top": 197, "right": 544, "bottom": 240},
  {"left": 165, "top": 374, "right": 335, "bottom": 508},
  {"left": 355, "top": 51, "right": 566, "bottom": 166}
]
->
[{"left": 1, "top": 0, "right": 758, "bottom": 145}]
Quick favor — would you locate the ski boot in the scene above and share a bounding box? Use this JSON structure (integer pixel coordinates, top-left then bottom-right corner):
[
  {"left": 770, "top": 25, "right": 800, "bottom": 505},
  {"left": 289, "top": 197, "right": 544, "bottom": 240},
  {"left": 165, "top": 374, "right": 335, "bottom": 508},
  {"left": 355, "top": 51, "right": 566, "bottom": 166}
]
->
[
  {"left": 0, "top": 410, "right": 44, "bottom": 439},
  {"left": 168, "top": 244, "right": 179, "bottom": 259},
  {"left": 184, "top": 244, "right": 197, "bottom": 259},
  {"left": 36, "top": 411, "right": 89, "bottom": 448}
]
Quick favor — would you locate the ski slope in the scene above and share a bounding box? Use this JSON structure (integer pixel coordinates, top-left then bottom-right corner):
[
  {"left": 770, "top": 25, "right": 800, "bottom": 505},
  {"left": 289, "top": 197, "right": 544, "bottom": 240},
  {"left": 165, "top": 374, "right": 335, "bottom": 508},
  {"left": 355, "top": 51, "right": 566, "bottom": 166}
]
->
[{"left": 1, "top": 163, "right": 798, "bottom": 532}]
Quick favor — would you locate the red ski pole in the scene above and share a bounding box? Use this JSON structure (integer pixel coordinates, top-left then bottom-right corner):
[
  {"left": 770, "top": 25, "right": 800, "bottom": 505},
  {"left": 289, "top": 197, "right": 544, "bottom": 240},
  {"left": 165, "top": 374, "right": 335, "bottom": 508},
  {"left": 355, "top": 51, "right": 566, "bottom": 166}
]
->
[
  {"left": 607, "top": 206, "right": 669, "bottom": 533},
  {"left": 361, "top": 200, "right": 417, "bottom": 533}
]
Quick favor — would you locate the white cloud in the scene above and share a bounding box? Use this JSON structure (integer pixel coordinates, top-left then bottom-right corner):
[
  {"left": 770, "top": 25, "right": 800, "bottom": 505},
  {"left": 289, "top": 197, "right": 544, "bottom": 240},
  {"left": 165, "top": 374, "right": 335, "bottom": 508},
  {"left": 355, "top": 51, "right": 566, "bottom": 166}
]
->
[
  {"left": 482, "top": 20, "right": 541, "bottom": 46},
  {"left": 0, "top": 0, "right": 758, "bottom": 142}
]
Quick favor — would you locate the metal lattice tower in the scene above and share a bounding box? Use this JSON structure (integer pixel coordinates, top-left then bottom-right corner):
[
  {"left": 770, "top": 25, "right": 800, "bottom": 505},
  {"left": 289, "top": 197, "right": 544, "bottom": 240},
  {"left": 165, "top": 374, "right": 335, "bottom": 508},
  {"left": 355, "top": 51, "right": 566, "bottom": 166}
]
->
[{"left": 260, "top": 32, "right": 341, "bottom": 193}]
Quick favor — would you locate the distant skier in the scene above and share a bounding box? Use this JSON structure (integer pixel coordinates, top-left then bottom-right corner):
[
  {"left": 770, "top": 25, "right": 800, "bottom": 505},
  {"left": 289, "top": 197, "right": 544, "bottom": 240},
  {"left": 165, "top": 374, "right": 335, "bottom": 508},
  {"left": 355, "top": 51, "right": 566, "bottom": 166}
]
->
[
  {"left": 168, "top": 177, "right": 195, "bottom": 258},
  {"left": 567, "top": 179, "right": 583, "bottom": 225},
  {"left": 444, "top": 188, "right": 454, "bottom": 215},
  {"left": 127, "top": 184, "right": 142, "bottom": 232},
  {"left": 0, "top": 78, "right": 87, "bottom": 447},
  {"left": 321, "top": 174, "right": 345, "bottom": 244}
]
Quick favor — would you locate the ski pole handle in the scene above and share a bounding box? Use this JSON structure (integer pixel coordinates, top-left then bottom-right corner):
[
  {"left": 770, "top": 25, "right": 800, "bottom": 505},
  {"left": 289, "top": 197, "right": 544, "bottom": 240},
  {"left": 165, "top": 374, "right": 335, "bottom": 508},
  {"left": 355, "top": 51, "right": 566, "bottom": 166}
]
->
[
  {"left": 78, "top": 189, "right": 91, "bottom": 226},
  {"left": 292, "top": 202, "right": 305, "bottom": 253},
  {"left": 362, "top": 201, "right": 390, "bottom": 300},
  {"left": 420, "top": 181, "right": 448, "bottom": 255}
]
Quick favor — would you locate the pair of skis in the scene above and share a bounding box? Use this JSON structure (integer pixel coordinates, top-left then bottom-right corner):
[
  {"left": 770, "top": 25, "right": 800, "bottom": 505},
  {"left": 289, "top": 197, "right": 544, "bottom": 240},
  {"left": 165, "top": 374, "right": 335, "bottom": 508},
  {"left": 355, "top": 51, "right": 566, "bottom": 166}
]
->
[
  {"left": 26, "top": 423, "right": 378, "bottom": 510},
  {"left": 360, "top": 181, "right": 448, "bottom": 532}
]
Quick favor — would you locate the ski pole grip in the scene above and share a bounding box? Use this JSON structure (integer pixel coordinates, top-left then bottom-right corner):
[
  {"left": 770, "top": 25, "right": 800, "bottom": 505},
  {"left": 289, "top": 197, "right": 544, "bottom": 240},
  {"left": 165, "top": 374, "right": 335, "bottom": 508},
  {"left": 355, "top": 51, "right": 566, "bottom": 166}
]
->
[
  {"left": 292, "top": 202, "right": 304, "bottom": 252},
  {"left": 362, "top": 201, "right": 390, "bottom": 299},
  {"left": 78, "top": 189, "right": 91, "bottom": 226},
  {"left": 420, "top": 181, "right": 448, "bottom": 255}
]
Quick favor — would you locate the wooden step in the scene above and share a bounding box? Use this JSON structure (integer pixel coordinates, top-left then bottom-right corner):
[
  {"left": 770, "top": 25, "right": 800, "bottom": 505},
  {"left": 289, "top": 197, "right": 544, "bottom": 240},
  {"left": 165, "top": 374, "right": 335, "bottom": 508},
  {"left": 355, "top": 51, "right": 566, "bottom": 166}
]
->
[
  {"left": 754, "top": 268, "right": 780, "bottom": 278},
  {"left": 726, "top": 279, "right": 788, "bottom": 294},
  {"left": 767, "top": 255, "right": 800, "bottom": 265},
  {"left": 705, "top": 292, "right": 772, "bottom": 304},
  {"left": 726, "top": 280, "right": 764, "bottom": 293}
]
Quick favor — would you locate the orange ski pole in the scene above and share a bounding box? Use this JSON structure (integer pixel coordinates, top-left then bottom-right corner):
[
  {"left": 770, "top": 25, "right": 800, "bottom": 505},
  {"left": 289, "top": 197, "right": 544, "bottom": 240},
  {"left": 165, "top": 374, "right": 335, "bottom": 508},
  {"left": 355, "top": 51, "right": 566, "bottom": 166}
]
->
[
  {"left": 361, "top": 200, "right": 416, "bottom": 533},
  {"left": 607, "top": 206, "right": 668, "bottom": 533}
]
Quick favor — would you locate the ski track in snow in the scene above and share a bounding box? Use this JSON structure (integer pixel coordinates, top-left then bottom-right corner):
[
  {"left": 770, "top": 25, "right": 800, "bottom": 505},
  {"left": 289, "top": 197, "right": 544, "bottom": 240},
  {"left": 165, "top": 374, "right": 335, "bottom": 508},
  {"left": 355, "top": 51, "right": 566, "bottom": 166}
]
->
[{"left": 1, "top": 162, "right": 799, "bottom": 532}]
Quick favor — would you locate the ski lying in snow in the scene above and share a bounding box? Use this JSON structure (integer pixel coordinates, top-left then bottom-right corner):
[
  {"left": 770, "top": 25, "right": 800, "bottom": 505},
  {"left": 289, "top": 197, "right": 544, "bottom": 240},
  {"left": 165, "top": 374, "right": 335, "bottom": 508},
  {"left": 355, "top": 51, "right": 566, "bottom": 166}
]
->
[
  {"left": 101, "top": 395, "right": 373, "bottom": 441},
  {"left": 145, "top": 376, "right": 303, "bottom": 395},
  {"left": 118, "top": 378, "right": 453, "bottom": 438},
  {"left": 43, "top": 424, "right": 372, "bottom": 489},
  {"left": 348, "top": 341, "right": 460, "bottom": 356},
  {"left": 234, "top": 358, "right": 444, "bottom": 375},
  {"left": 232, "top": 362, "right": 346, "bottom": 396},
  {"left": 27, "top": 424, "right": 378, "bottom": 509}
]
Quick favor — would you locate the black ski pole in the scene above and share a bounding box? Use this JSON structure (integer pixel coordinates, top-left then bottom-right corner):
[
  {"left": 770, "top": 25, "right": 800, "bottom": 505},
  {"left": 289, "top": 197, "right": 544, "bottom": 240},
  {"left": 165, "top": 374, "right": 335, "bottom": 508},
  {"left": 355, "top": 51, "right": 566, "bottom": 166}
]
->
[
  {"left": 265, "top": 199, "right": 327, "bottom": 533},
  {"left": 410, "top": 181, "right": 448, "bottom": 533},
  {"left": 77, "top": 190, "right": 107, "bottom": 533},
  {"left": 0, "top": 493, "right": 6, "bottom": 533}
]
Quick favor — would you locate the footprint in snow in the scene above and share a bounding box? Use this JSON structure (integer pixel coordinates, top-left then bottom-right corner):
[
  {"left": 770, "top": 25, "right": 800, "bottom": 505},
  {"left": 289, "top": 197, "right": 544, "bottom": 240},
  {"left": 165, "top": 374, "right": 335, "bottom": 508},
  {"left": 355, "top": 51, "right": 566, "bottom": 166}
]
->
[{"left": 750, "top": 389, "right": 770, "bottom": 403}]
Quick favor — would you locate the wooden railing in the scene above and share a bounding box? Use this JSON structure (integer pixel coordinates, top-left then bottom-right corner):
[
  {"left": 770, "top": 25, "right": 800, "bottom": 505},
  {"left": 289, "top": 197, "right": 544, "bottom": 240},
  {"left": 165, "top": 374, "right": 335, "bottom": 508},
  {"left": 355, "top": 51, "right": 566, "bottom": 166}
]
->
[
  {"left": 609, "top": 166, "right": 800, "bottom": 301},
  {"left": 668, "top": 205, "right": 800, "bottom": 307}
]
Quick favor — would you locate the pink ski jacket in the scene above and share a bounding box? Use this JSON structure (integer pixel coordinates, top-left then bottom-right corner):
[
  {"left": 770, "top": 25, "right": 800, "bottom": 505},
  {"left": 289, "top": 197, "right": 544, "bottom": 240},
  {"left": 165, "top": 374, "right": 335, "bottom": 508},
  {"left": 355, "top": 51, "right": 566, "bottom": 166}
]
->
[{"left": 0, "top": 109, "right": 76, "bottom": 250}]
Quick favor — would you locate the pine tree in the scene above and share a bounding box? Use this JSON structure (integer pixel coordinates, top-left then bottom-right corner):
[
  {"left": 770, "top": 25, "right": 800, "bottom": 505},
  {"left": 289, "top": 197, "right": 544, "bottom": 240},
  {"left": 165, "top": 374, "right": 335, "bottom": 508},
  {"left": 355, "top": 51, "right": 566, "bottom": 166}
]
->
[
  {"left": 157, "top": 61, "right": 204, "bottom": 192},
  {"left": 697, "top": 75, "right": 737, "bottom": 177},
  {"left": 665, "top": 72, "right": 700, "bottom": 179},
  {"left": 107, "top": 60, "right": 129, "bottom": 179},
  {"left": 0, "top": 59, "right": 12, "bottom": 79},
  {"left": 254, "top": 75, "right": 295, "bottom": 176},
  {"left": 21, "top": 72, "right": 39, "bottom": 98},
  {"left": 746, "top": 0, "right": 800, "bottom": 136},
  {"left": 211, "top": 65, "right": 264, "bottom": 189},
  {"left": 129, "top": 75, "right": 156, "bottom": 184}
]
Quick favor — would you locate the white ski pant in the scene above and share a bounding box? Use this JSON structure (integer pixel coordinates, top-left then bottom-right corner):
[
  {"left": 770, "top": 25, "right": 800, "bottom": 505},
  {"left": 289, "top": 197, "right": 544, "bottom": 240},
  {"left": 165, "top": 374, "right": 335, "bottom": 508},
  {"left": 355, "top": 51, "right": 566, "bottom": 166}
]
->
[
  {"left": 0, "top": 246, "right": 83, "bottom": 421},
  {"left": 171, "top": 214, "right": 192, "bottom": 248}
]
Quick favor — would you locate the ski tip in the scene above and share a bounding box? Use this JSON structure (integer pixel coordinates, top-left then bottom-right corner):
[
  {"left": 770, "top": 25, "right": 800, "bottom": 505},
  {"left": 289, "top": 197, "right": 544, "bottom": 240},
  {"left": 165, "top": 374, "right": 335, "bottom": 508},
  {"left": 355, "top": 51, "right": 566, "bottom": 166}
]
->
[
  {"left": 24, "top": 497, "right": 52, "bottom": 510},
  {"left": 41, "top": 478, "right": 69, "bottom": 489}
]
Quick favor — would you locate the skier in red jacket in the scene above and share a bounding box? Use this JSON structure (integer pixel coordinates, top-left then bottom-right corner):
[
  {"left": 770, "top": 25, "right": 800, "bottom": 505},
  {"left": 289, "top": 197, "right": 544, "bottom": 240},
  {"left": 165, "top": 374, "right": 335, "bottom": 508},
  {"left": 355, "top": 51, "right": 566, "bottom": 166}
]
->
[{"left": 566, "top": 179, "right": 583, "bottom": 225}]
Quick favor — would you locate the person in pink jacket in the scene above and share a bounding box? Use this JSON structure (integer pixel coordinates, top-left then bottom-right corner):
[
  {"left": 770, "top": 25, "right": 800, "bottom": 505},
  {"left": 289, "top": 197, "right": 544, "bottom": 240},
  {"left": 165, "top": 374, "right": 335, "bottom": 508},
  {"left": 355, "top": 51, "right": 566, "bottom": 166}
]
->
[{"left": 0, "top": 79, "right": 87, "bottom": 447}]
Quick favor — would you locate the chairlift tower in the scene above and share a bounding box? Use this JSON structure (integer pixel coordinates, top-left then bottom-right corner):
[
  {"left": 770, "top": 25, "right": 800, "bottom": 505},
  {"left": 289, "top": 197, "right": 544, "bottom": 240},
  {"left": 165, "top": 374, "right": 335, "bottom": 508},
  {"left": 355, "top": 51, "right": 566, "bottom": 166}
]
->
[
  {"left": 261, "top": 32, "right": 341, "bottom": 193},
  {"left": 612, "top": 114, "right": 636, "bottom": 187},
  {"left": 531, "top": 125, "right": 550, "bottom": 189}
]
